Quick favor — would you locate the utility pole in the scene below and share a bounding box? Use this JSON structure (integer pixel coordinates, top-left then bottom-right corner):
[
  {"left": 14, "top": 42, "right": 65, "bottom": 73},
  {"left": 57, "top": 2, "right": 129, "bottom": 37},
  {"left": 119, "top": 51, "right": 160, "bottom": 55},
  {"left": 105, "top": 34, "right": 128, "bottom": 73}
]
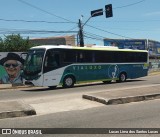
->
[{"left": 78, "top": 19, "right": 84, "bottom": 47}]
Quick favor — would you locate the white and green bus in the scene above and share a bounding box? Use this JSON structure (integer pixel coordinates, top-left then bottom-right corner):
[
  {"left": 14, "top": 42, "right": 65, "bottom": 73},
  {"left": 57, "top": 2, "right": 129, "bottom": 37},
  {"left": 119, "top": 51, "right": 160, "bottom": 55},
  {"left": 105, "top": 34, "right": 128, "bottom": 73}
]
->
[{"left": 23, "top": 45, "right": 149, "bottom": 88}]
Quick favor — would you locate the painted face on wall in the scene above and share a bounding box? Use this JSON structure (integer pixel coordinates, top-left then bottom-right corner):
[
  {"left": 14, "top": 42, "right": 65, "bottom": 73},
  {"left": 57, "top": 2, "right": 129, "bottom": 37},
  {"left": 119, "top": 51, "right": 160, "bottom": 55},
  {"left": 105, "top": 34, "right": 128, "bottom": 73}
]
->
[{"left": 4, "top": 60, "right": 21, "bottom": 78}]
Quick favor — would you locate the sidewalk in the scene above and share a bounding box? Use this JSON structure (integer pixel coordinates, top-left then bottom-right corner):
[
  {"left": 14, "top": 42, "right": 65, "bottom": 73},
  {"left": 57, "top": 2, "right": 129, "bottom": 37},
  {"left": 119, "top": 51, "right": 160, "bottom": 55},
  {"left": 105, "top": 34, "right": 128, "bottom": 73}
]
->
[
  {"left": 0, "top": 84, "right": 36, "bottom": 119},
  {"left": 0, "top": 84, "right": 12, "bottom": 89},
  {"left": 0, "top": 101, "right": 36, "bottom": 119}
]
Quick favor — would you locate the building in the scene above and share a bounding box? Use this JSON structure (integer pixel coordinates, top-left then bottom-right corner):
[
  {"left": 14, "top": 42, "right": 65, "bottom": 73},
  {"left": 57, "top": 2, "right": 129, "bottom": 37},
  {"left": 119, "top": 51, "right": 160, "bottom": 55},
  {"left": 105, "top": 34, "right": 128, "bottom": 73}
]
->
[
  {"left": 29, "top": 35, "right": 76, "bottom": 46},
  {"left": 104, "top": 38, "right": 160, "bottom": 58}
]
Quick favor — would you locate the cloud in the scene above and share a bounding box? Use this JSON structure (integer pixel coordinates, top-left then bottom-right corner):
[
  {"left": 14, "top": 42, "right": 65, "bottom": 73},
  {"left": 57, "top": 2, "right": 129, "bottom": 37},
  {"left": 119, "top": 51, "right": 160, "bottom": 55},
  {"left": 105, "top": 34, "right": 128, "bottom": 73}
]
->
[{"left": 144, "top": 11, "right": 160, "bottom": 16}]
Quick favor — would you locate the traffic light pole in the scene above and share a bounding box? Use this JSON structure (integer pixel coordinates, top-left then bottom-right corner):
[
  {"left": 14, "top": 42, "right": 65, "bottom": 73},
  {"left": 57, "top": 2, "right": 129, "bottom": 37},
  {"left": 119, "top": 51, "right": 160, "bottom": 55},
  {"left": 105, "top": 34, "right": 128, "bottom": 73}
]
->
[
  {"left": 78, "top": 4, "right": 113, "bottom": 47},
  {"left": 78, "top": 11, "right": 103, "bottom": 47}
]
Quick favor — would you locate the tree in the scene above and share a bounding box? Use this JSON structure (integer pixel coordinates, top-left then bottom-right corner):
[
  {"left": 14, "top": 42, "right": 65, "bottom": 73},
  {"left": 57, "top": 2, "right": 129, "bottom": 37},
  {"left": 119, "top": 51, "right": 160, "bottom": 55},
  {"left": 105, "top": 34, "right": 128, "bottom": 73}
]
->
[
  {"left": 0, "top": 37, "right": 4, "bottom": 51},
  {"left": 0, "top": 34, "right": 34, "bottom": 52}
]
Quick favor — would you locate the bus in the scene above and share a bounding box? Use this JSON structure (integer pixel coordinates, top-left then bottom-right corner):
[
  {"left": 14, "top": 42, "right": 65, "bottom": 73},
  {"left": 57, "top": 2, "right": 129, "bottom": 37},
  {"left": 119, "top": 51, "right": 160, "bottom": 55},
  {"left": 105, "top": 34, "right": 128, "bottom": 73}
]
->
[{"left": 23, "top": 45, "right": 149, "bottom": 88}]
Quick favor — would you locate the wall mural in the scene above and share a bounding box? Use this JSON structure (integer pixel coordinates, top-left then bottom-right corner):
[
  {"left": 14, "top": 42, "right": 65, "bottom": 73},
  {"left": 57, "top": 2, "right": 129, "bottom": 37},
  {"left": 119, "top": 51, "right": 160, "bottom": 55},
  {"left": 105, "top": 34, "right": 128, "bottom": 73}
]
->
[{"left": 0, "top": 52, "right": 26, "bottom": 84}]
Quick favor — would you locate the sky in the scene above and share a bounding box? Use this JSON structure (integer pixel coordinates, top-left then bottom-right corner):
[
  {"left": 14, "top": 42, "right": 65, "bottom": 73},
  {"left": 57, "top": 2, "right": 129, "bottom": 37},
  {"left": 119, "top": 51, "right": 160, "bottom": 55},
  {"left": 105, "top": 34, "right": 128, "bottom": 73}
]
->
[{"left": 0, "top": 0, "right": 160, "bottom": 45}]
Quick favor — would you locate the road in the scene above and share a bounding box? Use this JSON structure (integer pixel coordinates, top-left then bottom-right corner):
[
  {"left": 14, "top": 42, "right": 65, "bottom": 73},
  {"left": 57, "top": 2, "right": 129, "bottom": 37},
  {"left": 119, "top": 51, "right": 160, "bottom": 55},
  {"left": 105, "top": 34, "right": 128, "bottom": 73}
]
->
[
  {"left": 0, "top": 74, "right": 160, "bottom": 137},
  {"left": 0, "top": 98, "right": 160, "bottom": 137}
]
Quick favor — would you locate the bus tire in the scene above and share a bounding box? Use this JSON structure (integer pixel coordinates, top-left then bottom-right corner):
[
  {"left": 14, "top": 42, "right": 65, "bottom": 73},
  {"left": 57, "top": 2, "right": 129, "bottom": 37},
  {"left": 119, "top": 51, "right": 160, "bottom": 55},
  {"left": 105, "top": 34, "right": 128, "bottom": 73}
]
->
[
  {"left": 117, "top": 72, "right": 127, "bottom": 83},
  {"left": 63, "top": 75, "right": 75, "bottom": 88}
]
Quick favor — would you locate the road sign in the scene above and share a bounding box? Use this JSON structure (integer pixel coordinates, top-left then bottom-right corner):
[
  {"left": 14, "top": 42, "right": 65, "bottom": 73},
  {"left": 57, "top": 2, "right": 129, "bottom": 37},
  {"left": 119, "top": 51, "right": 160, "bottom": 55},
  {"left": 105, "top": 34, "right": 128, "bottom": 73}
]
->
[{"left": 91, "top": 9, "right": 103, "bottom": 17}]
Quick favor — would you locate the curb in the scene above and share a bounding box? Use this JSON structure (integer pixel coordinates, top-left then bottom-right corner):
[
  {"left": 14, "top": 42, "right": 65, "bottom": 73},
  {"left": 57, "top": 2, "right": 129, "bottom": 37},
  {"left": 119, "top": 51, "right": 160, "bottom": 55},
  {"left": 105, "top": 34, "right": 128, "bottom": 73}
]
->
[
  {"left": 148, "top": 71, "right": 160, "bottom": 76},
  {"left": 0, "top": 101, "right": 36, "bottom": 119},
  {"left": 0, "top": 84, "right": 12, "bottom": 90},
  {"left": 82, "top": 93, "right": 160, "bottom": 105},
  {"left": 0, "top": 85, "right": 36, "bottom": 90}
]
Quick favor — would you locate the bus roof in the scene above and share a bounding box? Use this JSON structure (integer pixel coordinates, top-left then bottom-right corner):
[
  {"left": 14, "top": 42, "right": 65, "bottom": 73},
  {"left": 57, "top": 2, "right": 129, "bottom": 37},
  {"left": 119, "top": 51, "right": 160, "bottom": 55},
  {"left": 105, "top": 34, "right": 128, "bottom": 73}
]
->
[{"left": 30, "top": 45, "right": 148, "bottom": 53}]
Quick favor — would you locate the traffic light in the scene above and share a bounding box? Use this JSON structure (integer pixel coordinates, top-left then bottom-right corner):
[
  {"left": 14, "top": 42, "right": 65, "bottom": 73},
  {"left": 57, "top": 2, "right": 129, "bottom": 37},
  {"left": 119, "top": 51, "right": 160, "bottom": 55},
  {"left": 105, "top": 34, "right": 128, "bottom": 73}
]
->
[{"left": 105, "top": 4, "right": 113, "bottom": 18}]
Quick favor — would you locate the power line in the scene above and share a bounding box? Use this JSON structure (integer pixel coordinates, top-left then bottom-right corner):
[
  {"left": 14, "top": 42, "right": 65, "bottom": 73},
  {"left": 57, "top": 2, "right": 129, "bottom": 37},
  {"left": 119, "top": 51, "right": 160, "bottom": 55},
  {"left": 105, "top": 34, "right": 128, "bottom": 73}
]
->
[
  {"left": 86, "top": 25, "right": 159, "bottom": 32},
  {"left": 86, "top": 24, "right": 133, "bottom": 39},
  {"left": 17, "top": 0, "right": 75, "bottom": 23},
  {"left": 84, "top": 35, "right": 103, "bottom": 42},
  {"left": 89, "top": 19, "right": 160, "bottom": 23},
  {"left": 0, "top": 29, "right": 78, "bottom": 34},
  {"left": 0, "top": 18, "right": 77, "bottom": 24},
  {"left": 84, "top": 31, "right": 106, "bottom": 39},
  {"left": 114, "top": 0, "right": 146, "bottom": 9},
  {"left": 51, "top": 25, "right": 79, "bottom": 38},
  {"left": 2, "top": 18, "right": 160, "bottom": 24}
]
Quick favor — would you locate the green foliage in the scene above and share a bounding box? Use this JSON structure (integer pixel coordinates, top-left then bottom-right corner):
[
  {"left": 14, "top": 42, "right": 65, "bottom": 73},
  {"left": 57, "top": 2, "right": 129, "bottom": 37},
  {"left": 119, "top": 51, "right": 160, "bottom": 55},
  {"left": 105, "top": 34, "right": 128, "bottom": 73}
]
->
[{"left": 0, "top": 34, "right": 34, "bottom": 52}]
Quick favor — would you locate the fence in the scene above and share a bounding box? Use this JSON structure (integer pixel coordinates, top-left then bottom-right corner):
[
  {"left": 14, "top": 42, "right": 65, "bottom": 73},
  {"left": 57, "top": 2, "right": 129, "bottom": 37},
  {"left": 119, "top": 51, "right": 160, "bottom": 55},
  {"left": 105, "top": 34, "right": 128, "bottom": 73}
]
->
[{"left": 149, "top": 59, "right": 160, "bottom": 72}]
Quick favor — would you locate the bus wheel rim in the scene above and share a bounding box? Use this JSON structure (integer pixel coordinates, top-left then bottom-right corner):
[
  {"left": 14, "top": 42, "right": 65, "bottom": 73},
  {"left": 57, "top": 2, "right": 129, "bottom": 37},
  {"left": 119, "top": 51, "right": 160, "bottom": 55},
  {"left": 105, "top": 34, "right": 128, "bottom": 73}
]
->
[
  {"left": 66, "top": 78, "right": 73, "bottom": 86},
  {"left": 121, "top": 74, "right": 126, "bottom": 81}
]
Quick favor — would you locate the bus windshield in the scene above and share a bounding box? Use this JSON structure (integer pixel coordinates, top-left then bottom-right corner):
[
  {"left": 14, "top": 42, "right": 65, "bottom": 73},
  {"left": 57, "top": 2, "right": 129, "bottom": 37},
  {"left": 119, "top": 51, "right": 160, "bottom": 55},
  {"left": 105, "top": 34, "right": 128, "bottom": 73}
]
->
[{"left": 23, "top": 49, "right": 45, "bottom": 78}]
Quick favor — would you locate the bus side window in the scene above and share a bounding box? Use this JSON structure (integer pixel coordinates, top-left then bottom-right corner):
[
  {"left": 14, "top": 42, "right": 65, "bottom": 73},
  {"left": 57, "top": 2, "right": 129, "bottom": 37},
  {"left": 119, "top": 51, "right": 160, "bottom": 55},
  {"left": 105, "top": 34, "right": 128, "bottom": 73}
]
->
[
  {"left": 62, "top": 49, "right": 76, "bottom": 63},
  {"left": 54, "top": 54, "right": 60, "bottom": 66},
  {"left": 76, "top": 52, "right": 82, "bottom": 63},
  {"left": 77, "top": 51, "right": 93, "bottom": 63},
  {"left": 44, "top": 50, "right": 60, "bottom": 72},
  {"left": 47, "top": 54, "right": 59, "bottom": 67},
  {"left": 79, "top": 53, "right": 84, "bottom": 62}
]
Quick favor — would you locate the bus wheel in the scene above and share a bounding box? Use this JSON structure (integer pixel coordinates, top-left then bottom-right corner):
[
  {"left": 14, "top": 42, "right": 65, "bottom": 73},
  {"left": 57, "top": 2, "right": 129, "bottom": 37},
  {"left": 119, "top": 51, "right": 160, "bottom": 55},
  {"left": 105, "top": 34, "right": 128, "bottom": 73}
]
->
[
  {"left": 117, "top": 73, "right": 127, "bottom": 83},
  {"left": 63, "top": 76, "right": 75, "bottom": 88}
]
